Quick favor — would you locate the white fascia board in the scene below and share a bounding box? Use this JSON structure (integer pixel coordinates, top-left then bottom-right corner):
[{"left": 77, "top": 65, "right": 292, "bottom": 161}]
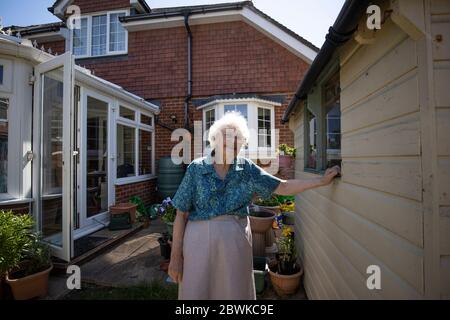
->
[
  {"left": 74, "top": 65, "right": 160, "bottom": 114},
  {"left": 52, "top": 0, "right": 72, "bottom": 18},
  {"left": 196, "top": 98, "right": 282, "bottom": 110},
  {"left": 22, "top": 30, "right": 66, "bottom": 43},
  {"left": 130, "top": 0, "right": 148, "bottom": 14},
  {"left": 122, "top": 10, "right": 242, "bottom": 31},
  {"left": 240, "top": 7, "right": 316, "bottom": 63},
  {"left": 122, "top": 8, "right": 317, "bottom": 63}
]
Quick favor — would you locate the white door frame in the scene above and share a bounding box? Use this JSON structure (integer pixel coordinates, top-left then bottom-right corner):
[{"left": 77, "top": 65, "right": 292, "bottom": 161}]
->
[
  {"left": 74, "top": 87, "right": 113, "bottom": 237},
  {"left": 33, "top": 52, "right": 74, "bottom": 261}
]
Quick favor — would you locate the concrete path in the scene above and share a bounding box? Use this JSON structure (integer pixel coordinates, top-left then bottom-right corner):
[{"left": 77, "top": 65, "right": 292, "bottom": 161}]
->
[{"left": 80, "top": 219, "right": 168, "bottom": 287}]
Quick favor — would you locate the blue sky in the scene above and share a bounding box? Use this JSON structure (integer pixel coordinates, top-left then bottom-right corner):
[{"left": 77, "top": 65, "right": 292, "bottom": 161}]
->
[{"left": 0, "top": 0, "right": 345, "bottom": 47}]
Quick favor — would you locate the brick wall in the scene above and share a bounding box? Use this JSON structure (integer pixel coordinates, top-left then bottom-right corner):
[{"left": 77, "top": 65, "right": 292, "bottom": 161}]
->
[
  {"left": 115, "top": 178, "right": 158, "bottom": 206},
  {"left": 0, "top": 203, "right": 32, "bottom": 215},
  {"left": 38, "top": 40, "right": 65, "bottom": 55},
  {"left": 72, "top": 0, "right": 130, "bottom": 14}
]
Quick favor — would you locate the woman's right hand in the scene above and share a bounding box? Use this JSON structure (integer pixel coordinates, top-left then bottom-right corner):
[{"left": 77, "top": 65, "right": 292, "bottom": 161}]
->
[{"left": 168, "top": 253, "right": 183, "bottom": 283}]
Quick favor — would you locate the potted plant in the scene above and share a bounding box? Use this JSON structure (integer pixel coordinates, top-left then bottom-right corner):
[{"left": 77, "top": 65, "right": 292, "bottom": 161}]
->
[
  {"left": 268, "top": 226, "right": 303, "bottom": 296},
  {"left": 0, "top": 210, "right": 34, "bottom": 300},
  {"left": 278, "top": 144, "right": 296, "bottom": 169},
  {"left": 253, "top": 195, "right": 281, "bottom": 213},
  {"left": 158, "top": 197, "right": 176, "bottom": 237}
]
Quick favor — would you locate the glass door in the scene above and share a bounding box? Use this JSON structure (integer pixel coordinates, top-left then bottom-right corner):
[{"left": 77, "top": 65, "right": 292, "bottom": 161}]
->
[
  {"left": 78, "top": 90, "right": 111, "bottom": 231},
  {"left": 33, "top": 52, "right": 74, "bottom": 262}
]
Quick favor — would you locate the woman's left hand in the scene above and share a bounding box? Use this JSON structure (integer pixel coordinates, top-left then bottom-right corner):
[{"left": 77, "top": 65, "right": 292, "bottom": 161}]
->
[{"left": 321, "top": 166, "right": 341, "bottom": 186}]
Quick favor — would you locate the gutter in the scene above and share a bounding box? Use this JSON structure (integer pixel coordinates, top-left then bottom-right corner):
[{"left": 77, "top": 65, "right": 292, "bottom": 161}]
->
[
  {"left": 184, "top": 11, "right": 193, "bottom": 131},
  {"left": 120, "top": 1, "right": 250, "bottom": 23},
  {"left": 281, "top": 0, "right": 369, "bottom": 123}
]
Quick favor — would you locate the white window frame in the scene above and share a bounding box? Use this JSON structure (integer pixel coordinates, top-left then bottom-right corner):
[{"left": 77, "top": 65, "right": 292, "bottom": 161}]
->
[
  {"left": 71, "top": 9, "right": 129, "bottom": 59},
  {"left": 114, "top": 101, "right": 155, "bottom": 185},
  {"left": 200, "top": 99, "right": 277, "bottom": 158}
]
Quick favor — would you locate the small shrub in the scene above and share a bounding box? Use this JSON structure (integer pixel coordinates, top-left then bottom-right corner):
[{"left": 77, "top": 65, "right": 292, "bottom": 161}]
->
[{"left": 0, "top": 210, "right": 34, "bottom": 275}]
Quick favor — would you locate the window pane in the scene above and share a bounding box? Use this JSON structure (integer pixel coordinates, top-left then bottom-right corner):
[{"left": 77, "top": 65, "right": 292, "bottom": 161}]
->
[
  {"left": 86, "top": 96, "right": 108, "bottom": 217},
  {"left": 139, "top": 129, "right": 152, "bottom": 175},
  {"left": 205, "top": 109, "right": 215, "bottom": 130},
  {"left": 326, "top": 103, "right": 341, "bottom": 150},
  {"left": 224, "top": 104, "right": 248, "bottom": 120},
  {"left": 41, "top": 71, "right": 64, "bottom": 243},
  {"left": 140, "top": 113, "right": 152, "bottom": 126},
  {"left": 73, "top": 17, "right": 88, "bottom": 56},
  {"left": 326, "top": 101, "right": 341, "bottom": 167},
  {"left": 257, "top": 107, "right": 271, "bottom": 147},
  {"left": 0, "top": 65, "right": 3, "bottom": 85},
  {"left": 306, "top": 108, "right": 317, "bottom": 169},
  {"left": 0, "top": 98, "right": 8, "bottom": 193},
  {"left": 92, "top": 15, "right": 107, "bottom": 56},
  {"left": 109, "top": 12, "right": 126, "bottom": 52},
  {"left": 119, "top": 106, "right": 135, "bottom": 120},
  {"left": 116, "top": 124, "right": 135, "bottom": 178}
]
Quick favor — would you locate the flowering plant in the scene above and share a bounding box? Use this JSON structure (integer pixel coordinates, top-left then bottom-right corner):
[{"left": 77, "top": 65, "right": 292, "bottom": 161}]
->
[
  {"left": 158, "top": 197, "right": 176, "bottom": 223},
  {"left": 276, "top": 226, "right": 299, "bottom": 274}
]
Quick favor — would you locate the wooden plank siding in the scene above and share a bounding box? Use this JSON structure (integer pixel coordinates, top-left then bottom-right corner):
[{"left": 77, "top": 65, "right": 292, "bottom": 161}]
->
[
  {"left": 288, "top": 0, "right": 450, "bottom": 299},
  {"left": 431, "top": 0, "right": 450, "bottom": 299}
]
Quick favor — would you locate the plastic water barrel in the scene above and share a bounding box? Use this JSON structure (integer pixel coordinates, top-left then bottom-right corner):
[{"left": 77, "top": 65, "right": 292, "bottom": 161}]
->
[{"left": 157, "top": 156, "right": 185, "bottom": 200}]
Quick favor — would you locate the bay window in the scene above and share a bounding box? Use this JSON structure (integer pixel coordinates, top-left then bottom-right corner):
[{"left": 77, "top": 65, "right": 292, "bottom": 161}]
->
[
  {"left": 200, "top": 99, "right": 277, "bottom": 157},
  {"left": 72, "top": 10, "right": 128, "bottom": 58},
  {"left": 115, "top": 105, "right": 154, "bottom": 182}
]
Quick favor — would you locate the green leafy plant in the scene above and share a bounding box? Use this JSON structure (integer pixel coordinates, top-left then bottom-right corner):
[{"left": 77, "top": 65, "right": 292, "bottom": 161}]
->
[
  {"left": 0, "top": 210, "right": 34, "bottom": 276},
  {"left": 275, "top": 195, "right": 295, "bottom": 205},
  {"left": 129, "top": 196, "right": 149, "bottom": 219},
  {"left": 253, "top": 195, "right": 281, "bottom": 207},
  {"left": 278, "top": 144, "right": 296, "bottom": 158},
  {"left": 11, "top": 235, "right": 51, "bottom": 279}
]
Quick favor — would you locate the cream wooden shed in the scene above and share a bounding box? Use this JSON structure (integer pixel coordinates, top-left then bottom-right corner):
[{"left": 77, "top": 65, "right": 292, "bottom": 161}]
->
[{"left": 282, "top": 0, "right": 449, "bottom": 299}]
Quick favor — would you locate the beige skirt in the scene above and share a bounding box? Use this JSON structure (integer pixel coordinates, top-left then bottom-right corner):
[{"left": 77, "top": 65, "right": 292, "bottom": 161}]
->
[{"left": 178, "top": 214, "right": 256, "bottom": 300}]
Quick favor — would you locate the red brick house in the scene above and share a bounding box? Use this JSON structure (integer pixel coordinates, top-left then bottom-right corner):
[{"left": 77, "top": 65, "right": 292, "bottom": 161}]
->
[{"left": 1, "top": 0, "right": 317, "bottom": 261}]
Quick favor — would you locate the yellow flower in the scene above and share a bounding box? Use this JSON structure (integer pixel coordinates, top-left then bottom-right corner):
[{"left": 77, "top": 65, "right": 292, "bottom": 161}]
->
[{"left": 282, "top": 226, "right": 293, "bottom": 237}]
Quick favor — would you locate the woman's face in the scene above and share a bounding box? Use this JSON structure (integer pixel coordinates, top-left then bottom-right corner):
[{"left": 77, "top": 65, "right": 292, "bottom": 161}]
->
[{"left": 216, "top": 127, "right": 244, "bottom": 164}]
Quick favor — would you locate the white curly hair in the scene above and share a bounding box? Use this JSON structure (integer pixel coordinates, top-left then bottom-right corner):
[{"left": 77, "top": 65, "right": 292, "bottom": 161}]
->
[{"left": 207, "top": 111, "right": 250, "bottom": 151}]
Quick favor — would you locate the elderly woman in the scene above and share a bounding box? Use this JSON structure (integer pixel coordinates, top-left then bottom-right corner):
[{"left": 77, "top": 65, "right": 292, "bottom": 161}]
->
[{"left": 169, "top": 112, "right": 340, "bottom": 300}]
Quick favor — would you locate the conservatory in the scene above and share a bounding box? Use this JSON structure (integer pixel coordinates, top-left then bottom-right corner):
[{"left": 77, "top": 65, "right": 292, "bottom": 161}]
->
[{"left": 0, "top": 34, "right": 159, "bottom": 261}]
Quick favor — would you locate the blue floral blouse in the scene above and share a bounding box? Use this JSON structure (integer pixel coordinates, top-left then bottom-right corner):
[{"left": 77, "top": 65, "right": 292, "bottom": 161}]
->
[{"left": 171, "top": 155, "right": 282, "bottom": 221}]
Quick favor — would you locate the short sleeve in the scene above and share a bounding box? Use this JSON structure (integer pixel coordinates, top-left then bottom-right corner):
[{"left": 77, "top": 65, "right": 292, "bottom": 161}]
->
[
  {"left": 171, "top": 163, "right": 195, "bottom": 212},
  {"left": 247, "top": 159, "right": 282, "bottom": 199}
]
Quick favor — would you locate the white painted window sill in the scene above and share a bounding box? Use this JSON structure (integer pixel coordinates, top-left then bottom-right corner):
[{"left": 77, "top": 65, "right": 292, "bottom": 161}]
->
[
  {"left": 0, "top": 198, "right": 34, "bottom": 205},
  {"left": 115, "top": 175, "right": 158, "bottom": 186}
]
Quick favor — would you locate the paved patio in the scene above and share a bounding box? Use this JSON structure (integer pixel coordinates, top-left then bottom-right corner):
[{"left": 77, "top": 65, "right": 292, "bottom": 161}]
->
[{"left": 45, "top": 218, "right": 306, "bottom": 300}]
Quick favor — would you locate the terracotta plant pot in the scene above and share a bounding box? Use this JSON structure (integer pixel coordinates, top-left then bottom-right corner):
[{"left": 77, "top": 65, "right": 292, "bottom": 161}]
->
[
  {"left": 269, "top": 267, "right": 303, "bottom": 296},
  {"left": 110, "top": 203, "right": 137, "bottom": 224},
  {"left": 278, "top": 155, "right": 293, "bottom": 169},
  {"left": 249, "top": 207, "right": 276, "bottom": 256},
  {"left": 6, "top": 264, "right": 53, "bottom": 300},
  {"left": 248, "top": 207, "right": 276, "bottom": 233}
]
